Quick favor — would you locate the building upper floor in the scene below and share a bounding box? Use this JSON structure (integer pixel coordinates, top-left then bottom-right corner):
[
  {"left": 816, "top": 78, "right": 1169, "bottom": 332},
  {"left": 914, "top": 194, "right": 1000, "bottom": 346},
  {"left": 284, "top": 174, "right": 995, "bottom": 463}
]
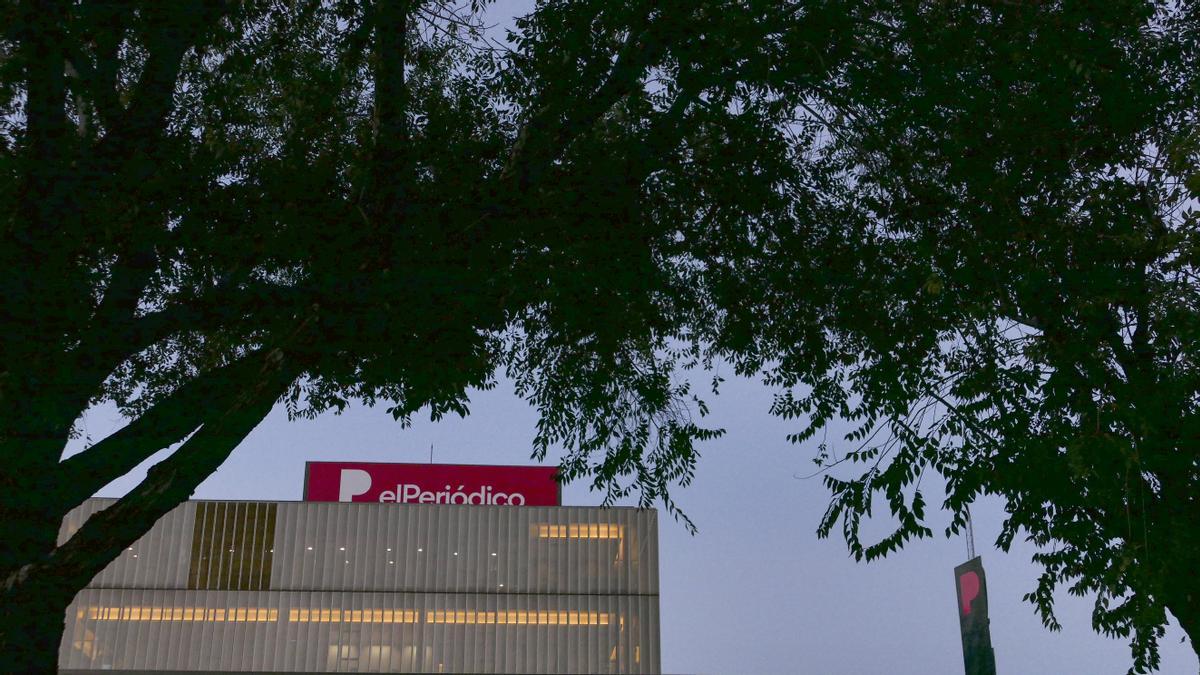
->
[{"left": 61, "top": 499, "right": 659, "bottom": 597}]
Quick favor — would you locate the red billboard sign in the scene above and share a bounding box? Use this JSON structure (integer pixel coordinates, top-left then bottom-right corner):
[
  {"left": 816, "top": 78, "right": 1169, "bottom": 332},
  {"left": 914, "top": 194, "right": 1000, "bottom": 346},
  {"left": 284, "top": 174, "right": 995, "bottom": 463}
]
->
[{"left": 304, "top": 461, "right": 560, "bottom": 506}]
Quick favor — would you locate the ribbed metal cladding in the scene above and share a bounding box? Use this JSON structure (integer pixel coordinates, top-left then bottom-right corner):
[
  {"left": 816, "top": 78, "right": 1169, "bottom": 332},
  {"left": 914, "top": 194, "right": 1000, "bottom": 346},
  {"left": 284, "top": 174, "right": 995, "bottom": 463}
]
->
[
  {"left": 57, "top": 499, "right": 197, "bottom": 590},
  {"left": 58, "top": 499, "right": 660, "bottom": 673}
]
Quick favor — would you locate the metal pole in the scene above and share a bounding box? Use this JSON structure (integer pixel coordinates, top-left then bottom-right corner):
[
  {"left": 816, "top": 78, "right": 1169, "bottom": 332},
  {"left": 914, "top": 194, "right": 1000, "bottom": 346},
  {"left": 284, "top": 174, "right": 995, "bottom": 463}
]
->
[{"left": 965, "top": 505, "right": 976, "bottom": 560}]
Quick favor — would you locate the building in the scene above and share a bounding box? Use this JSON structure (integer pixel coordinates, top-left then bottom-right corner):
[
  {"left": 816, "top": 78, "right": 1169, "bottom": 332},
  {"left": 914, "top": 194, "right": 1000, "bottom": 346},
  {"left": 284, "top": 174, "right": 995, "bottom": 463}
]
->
[{"left": 58, "top": 498, "right": 660, "bottom": 673}]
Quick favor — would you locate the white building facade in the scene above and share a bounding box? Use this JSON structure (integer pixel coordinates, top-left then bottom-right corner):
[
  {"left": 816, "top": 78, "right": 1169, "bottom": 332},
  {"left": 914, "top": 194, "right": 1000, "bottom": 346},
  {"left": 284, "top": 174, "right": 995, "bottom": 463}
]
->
[{"left": 58, "top": 499, "right": 660, "bottom": 674}]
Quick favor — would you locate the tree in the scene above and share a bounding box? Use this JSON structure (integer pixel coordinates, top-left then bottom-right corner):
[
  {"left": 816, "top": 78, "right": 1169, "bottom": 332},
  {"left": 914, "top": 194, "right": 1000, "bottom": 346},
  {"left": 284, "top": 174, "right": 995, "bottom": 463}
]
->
[
  {"left": 710, "top": 1, "right": 1200, "bottom": 671},
  {"left": 0, "top": 0, "right": 856, "bottom": 670},
  {"left": 13, "top": 1, "right": 1191, "bottom": 671}
]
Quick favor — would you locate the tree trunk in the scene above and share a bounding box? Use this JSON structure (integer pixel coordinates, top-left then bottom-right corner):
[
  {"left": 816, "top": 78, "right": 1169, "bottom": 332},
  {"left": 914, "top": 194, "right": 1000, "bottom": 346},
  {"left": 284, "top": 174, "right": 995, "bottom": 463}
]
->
[
  {"left": 0, "top": 501, "right": 81, "bottom": 673},
  {"left": 0, "top": 352, "right": 299, "bottom": 670},
  {"left": 1165, "top": 588, "right": 1200, "bottom": 664},
  {"left": 0, "top": 568, "right": 79, "bottom": 674}
]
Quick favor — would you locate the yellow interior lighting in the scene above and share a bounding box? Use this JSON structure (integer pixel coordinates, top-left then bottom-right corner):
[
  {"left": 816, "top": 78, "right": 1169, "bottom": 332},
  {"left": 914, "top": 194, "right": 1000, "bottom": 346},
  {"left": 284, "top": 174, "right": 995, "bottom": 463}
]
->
[
  {"left": 80, "top": 606, "right": 278, "bottom": 622},
  {"left": 80, "top": 605, "right": 614, "bottom": 628},
  {"left": 287, "top": 608, "right": 418, "bottom": 624},
  {"left": 534, "top": 523, "right": 624, "bottom": 540},
  {"left": 71, "top": 628, "right": 96, "bottom": 659},
  {"left": 425, "top": 609, "right": 610, "bottom": 626}
]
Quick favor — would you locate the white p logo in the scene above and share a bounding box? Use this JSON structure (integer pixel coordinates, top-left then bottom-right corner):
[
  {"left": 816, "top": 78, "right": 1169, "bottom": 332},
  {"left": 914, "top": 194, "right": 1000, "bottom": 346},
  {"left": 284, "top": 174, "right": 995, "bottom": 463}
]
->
[{"left": 338, "top": 469, "right": 372, "bottom": 502}]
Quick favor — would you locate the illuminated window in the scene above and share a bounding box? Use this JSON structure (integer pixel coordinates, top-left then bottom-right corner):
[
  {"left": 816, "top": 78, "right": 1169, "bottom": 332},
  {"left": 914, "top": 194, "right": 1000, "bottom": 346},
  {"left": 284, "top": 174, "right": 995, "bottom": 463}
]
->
[
  {"left": 287, "top": 609, "right": 418, "bottom": 624},
  {"left": 83, "top": 605, "right": 614, "bottom": 624},
  {"left": 72, "top": 628, "right": 96, "bottom": 659},
  {"left": 423, "top": 609, "right": 610, "bottom": 626},
  {"left": 534, "top": 522, "right": 627, "bottom": 561},
  {"left": 327, "top": 644, "right": 359, "bottom": 671},
  {"left": 79, "top": 606, "right": 278, "bottom": 622},
  {"left": 534, "top": 523, "right": 624, "bottom": 540}
]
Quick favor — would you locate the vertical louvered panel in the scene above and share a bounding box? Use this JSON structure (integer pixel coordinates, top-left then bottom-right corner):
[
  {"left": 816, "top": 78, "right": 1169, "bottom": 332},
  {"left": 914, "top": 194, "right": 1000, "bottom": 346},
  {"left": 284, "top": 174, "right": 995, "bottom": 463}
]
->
[{"left": 185, "top": 502, "right": 276, "bottom": 591}]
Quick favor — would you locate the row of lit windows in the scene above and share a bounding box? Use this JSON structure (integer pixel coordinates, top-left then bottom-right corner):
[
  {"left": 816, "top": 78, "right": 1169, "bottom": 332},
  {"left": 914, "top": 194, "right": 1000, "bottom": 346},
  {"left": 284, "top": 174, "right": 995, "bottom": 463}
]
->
[
  {"left": 290, "top": 609, "right": 419, "bottom": 623},
  {"left": 79, "top": 606, "right": 614, "bottom": 627},
  {"left": 424, "top": 610, "right": 611, "bottom": 626},
  {"left": 80, "top": 607, "right": 279, "bottom": 622},
  {"left": 535, "top": 524, "right": 624, "bottom": 540}
]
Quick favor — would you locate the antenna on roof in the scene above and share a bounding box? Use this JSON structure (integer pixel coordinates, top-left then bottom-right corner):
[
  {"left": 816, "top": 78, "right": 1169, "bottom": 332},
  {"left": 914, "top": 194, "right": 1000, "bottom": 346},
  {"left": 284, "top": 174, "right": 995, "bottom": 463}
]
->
[{"left": 430, "top": 442, "right": 434, "bottom": 464}]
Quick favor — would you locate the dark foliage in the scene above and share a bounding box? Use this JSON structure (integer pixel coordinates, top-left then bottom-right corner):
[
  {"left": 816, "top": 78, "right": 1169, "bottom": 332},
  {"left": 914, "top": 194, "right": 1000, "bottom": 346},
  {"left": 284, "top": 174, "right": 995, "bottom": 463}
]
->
[
  {"left": 710, "top": 1, "right": 1200, "bottom": 670},
  {"left": 0, "top": 0, "right": 853, "bottom": 669}
]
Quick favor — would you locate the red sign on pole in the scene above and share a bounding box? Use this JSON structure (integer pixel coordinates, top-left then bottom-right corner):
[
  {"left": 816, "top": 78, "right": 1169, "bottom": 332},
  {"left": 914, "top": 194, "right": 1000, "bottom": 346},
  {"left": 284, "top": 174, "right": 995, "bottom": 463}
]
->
[
  {"left": 954, "top": 556, "right": 997, "bottom": 675},
  {"left": 303, "top": 461, "right": 561, "bottom": 506}
]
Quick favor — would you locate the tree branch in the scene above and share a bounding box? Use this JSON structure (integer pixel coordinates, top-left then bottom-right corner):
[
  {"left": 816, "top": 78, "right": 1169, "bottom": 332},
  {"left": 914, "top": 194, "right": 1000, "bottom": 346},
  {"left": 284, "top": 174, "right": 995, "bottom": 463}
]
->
[
  {"left": 2, "top": 0, "right": 75, "bottom": 473},
  {"left": 89, "top": 0, "right": 229, "bottom": 176},
  {"left": 499, "top": 5, "right": 668, "bottom": 191},
  {"left": 62, "top": 41, "right": 126, "bottom": 133},
  {"left": 18, "top": 348, "right": 300, "bottom": 602},
  {"left": 370, "top": 0, "right": 413, "bottom": 227},
  {"left": 55, "top": 349, "right": 273, "bottom": 510},
  {"left": 75, "top": 270, "right": 303, "bottom": 382},
  {"left": 50, "top": 0, "right": 236, "bottom": 432},
  {"left": 17, "top": 0, "right": 68, "bottom": 180}
]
